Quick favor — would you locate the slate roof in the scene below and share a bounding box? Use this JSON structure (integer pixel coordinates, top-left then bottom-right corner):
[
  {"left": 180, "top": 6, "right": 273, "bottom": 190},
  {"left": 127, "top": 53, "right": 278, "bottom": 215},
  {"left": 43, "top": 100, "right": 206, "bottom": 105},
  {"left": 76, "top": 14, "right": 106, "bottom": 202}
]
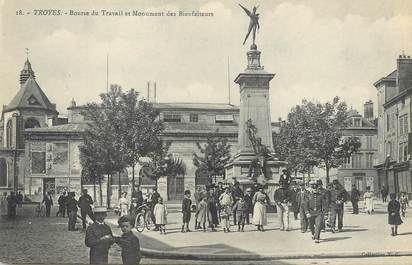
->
[
  {"left": 153, "top": 102, "right": 239, "bottom": 111},
  {"left": 24, "top": 123, "right": 88, "bottom": 133},
  {"left": 3, "top": 76, "right": 57, "bottom": 114}
]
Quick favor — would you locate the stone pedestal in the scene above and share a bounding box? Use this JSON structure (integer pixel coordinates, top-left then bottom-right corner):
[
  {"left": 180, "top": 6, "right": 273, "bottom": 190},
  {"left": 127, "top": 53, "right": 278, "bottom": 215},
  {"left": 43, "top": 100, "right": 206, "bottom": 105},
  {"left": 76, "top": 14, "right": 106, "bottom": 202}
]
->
[{"left": 225, "top": 45, "right": 287, "bottom": 191}]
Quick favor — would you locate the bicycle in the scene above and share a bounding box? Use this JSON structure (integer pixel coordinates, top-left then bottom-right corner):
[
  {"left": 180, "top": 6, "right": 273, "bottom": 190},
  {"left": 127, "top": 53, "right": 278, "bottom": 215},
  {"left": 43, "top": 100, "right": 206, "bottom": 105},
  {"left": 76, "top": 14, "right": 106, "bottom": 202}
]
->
[
  {"left": 34, "top": 203, "right": 46, "bottom": 217},
  {"left": 134, "top": 203, "right": 154, "bottom": 232}
]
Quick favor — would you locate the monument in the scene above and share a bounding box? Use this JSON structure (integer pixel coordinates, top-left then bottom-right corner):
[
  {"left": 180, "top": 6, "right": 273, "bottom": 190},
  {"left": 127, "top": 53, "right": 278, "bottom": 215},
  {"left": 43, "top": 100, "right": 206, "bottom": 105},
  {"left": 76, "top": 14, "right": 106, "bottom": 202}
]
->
[{"left": 225, "top": 4, "right": 287, "bottom": 193}]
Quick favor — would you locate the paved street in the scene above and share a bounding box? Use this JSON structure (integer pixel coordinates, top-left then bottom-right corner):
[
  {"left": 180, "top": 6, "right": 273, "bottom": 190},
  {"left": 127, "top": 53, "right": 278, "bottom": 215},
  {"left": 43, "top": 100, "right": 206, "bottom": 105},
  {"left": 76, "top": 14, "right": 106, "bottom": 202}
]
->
[
  {"left": 0, "top": 202, "right": 411, "bottom": 265},
  {"left": 106, "top": 201, "right": 412, "bottom": 256}
]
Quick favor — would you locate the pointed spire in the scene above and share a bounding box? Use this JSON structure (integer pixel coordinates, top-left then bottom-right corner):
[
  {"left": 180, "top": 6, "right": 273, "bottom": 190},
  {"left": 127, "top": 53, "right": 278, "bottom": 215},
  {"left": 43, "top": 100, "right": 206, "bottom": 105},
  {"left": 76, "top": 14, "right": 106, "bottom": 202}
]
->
[{"left": 20, "top": 50, "right": 35, "bottom": 85}]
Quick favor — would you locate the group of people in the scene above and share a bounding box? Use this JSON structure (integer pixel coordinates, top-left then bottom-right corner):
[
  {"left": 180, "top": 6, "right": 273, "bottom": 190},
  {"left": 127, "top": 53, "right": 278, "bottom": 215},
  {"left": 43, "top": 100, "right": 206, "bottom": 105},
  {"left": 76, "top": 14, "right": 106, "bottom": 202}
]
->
[
  {"left": 1, "top": 191, "right": 24, "bottom": 218},
  {"left": 46, "top": 189, "right": 96, "bottom": 231}
]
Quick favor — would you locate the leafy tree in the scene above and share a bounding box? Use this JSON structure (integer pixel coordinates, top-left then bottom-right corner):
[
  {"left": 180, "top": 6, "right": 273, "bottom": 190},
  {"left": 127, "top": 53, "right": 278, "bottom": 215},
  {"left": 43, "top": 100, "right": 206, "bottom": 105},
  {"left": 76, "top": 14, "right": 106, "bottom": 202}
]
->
[
  {"left": 119, "top": 89, "right": 163, "bottom": 190},
  {"left": 193, "top": 130, "right": 232, "bottom": 184},
  {"left": 274, "top": 97, "right": 361, "bottom": 184},
  {"left": 139, "top": 141, "right": 186, "bottom": 186},
  {"left": 80, "top": 85, "right": 127, "bottom": 207}
]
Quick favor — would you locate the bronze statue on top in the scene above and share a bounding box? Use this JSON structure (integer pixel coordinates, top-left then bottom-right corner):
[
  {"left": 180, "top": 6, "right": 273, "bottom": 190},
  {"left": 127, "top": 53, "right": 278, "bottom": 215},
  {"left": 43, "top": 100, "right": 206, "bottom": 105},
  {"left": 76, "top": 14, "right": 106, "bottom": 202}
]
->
[
  {"left": 239, "top": 4, "right": 260, "bottom": 47},
  {"left": 246, "top": 119, "right": 272, "bottom": 181}
]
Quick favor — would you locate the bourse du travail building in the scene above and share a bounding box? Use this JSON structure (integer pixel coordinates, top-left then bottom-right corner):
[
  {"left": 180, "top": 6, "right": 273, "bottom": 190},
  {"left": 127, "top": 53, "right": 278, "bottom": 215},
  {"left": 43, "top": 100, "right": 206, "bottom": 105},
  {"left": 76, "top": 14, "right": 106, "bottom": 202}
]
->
[{"left": 0, "top": 58, "right": 286, "bottom": 204}]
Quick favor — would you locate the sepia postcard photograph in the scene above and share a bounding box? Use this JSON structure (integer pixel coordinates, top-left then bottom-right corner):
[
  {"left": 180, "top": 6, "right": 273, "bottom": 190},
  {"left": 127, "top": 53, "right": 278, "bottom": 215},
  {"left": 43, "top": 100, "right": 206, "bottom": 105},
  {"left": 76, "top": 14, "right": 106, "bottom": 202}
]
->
[{"left": 0, "top": 0, "right": 412, "bottom": 265}]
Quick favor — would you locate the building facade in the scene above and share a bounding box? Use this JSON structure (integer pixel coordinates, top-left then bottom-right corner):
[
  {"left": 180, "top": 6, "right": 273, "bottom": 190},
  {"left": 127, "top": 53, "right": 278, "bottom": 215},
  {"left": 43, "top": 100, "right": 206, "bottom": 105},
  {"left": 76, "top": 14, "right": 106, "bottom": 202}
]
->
[
  {"left": 338, "top": 107, "right": 378, "bottom": 193},
  {"left": 0, "top": 59, "right": 59, "bottom": 196},
  {"left": 375, "top": 54, "right": 412, "bottom": 196}
]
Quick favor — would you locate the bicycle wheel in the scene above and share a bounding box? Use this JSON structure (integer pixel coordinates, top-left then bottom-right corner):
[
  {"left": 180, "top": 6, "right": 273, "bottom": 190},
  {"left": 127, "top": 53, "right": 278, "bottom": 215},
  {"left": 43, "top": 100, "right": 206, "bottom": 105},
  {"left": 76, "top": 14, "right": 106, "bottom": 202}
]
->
[
  {"left": 134, "top": 213, "right": 145, "bottom": 232},
  {"left": 35, "top": 206, "right": 40, "bottom": 217},
  {"left": 145, "top": 210, "right": 153, "bottom": 230},
  {"left": 40, "top": 206, "right": 46, "bottom": 217}
]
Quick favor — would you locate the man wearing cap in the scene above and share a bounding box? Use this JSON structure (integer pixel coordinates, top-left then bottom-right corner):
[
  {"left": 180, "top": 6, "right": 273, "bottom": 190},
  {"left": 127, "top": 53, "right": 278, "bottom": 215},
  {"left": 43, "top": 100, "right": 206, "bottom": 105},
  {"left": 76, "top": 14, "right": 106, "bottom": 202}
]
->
[
  {"left": 79, "top": 189, "right": 95, "bottom": 229},
  {"left": 304, "top": 181, "right": 328, "bottom": 243},
  {"left": 329, "top": 180, "right": 348, "bottom": 233},
  {"left": 85, "top": 207, "right": 115, "bottom": 264}
]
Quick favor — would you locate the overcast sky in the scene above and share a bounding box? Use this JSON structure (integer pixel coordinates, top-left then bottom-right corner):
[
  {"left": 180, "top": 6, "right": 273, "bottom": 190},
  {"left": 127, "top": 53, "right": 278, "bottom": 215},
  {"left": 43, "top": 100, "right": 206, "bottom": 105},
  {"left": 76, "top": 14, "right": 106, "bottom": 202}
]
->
[{"left": 1, "top": 0, "right": 412, "bottom": 120}]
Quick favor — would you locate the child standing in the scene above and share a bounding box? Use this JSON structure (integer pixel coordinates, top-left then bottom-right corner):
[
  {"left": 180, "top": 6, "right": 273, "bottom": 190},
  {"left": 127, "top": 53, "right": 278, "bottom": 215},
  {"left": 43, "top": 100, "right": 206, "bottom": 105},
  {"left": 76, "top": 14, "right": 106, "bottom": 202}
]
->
[
  {"left": 115, "top": 215, "right": 141, "bottom": 265},
  {"left": 219, "top": 188, "right": 232, "bottom": 233},
  {"left": 399, "top": 192, "right": 409, "bottom": 217},
  {"left": 363, "top": 186, "right": 375, "bottom": 214},
  {"left": 232, "top": 196, "right": 248, "bottom": 232},
  {"left": 181, "top": 190, "right": 192, "bottom": 233},
  {"left": 153, "top": 198, "right": 168, "bottom": 234},
  {"left": 119, "top": 192, "right": 129, "bottom": 216},
  {"left": 195, "top": 197, "right": 208, "bottom": 231},
  {"left": 388, "top": 193, "right": 403, "bottom": 236}
]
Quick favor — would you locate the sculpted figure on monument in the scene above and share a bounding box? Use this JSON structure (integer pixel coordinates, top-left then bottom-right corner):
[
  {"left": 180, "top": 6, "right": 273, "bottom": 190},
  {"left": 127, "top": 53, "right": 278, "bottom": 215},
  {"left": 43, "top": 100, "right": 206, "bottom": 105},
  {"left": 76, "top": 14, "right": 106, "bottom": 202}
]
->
[
  {"left": 239, "top": 4, "right": 260, "bottom": 46},
  {"left": 246, "top": 119, "right": 272, "bottom": 181}
]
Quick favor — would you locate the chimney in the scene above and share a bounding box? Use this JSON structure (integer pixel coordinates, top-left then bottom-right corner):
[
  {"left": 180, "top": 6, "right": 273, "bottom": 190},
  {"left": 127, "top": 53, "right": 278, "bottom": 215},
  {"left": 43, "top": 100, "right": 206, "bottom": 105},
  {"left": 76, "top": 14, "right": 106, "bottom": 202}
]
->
[
  {"left": 397, "top": 53, "right": 412, "bottom": 92},
  {"left": 363, "top": 100, "right": 374, "bottom": 121}
]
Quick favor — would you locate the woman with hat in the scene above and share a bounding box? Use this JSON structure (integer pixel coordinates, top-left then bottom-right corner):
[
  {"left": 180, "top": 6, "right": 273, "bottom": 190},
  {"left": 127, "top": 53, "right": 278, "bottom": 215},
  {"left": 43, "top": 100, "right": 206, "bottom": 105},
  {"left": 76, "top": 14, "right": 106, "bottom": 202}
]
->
[{"left": 252, "top": 184, "right": 270, "bottom": 231}]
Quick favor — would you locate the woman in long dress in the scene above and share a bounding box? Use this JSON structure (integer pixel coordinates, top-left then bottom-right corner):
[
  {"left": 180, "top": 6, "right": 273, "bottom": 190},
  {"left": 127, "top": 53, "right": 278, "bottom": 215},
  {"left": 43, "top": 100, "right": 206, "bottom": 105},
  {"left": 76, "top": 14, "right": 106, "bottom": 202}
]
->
[
  {"left": 252, "top": 186, "right": 270, "bottom": 231},
  {"left": 364, "top": 186, "right": 375, "bottom": 214}
]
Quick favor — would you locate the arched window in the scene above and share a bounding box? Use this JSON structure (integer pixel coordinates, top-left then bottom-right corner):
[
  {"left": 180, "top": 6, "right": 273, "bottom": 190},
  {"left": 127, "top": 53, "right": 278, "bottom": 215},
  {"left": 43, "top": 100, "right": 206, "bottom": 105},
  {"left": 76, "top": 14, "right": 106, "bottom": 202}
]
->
[
  {"left": 24, "top": 118, "right": 40, "bottom": 129},
  {"left": 0, "top": 158, "right": 7, "bottom": 187},
  {"left": 6, "top": 120, "right": 12, "bottom": 148}
]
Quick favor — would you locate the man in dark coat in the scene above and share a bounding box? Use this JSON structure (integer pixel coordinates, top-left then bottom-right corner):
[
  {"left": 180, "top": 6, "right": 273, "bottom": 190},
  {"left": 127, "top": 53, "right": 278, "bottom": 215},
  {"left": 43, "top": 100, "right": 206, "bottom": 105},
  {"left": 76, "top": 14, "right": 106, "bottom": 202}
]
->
[
  {"left": 329, "top": 180, "right": 348, "bottom": 232},
  {"left": 42, "top": 191, "right": 53, "bottom": 217},
  {"left": 279, "top": 169, "right": 292, "bottom": 186},
  {"left": 78, "top": 189, "right": 95, "bottom": 229},
  {"left": 244, "top": 187, "right": 253, "bottom": 224},
  {"left": 67, "top": 192, "right": 78, "bottom": 231},
  {"left": 181, "top": 190, "right": 192, "bottom": 233},
  {"left": 56, "top": 191, "right": 68, "bottom": 217},
  {"left": 381, "top": 186, "right": 388, "bottom": 203},
  {"left": 17, "top": 192, "right": 23, "bottom": 208},
  {"left": 296, "top": 184, "right": 309, "bottom": 232},
  {"left": 231, "top": 181, "right": 243, "bottom": 224},
  {"left": 290, "top": 184, "right": 300, "bottom": 220},
  {"left": 131, "top": 187, "right": 143, "bottom": 208},
  {"left": 7, "top": 192, "right": 18, "bottom": 218},
  {"left": 304, "top": 181, "right": 328, "bottom": 243},
  {"left": 350, "top": 185, "right": 360, "bottom": 214},
  {"left": 85, "top": 207, "right": 115, "bottom": 264}
]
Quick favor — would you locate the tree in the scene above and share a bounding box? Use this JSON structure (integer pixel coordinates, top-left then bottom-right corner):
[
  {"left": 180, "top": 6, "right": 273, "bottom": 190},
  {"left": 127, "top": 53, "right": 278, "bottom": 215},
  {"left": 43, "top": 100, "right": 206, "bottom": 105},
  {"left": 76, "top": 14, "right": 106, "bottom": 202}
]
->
[
  {"left": 119, "top": 89, "right": 163, "bottom": 190},
  {"left": 80, "top": 85, "right": 127, "bottom": 207},
  {"left": 139, "top": 141, "right": 186, "bottom": 186},
  {"left": 273, "top": 97, "right": 361, "bottom": 184},
  {"left": 193, "top": 130, "right": 232, "bottom": 184}
]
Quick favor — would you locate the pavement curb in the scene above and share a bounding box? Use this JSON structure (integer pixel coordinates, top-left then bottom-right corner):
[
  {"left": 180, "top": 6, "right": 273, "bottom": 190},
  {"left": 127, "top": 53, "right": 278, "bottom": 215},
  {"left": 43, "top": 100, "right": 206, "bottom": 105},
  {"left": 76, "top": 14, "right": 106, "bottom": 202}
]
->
[{"left": 140, "top": 248, "right": 412, "bottom": 261}]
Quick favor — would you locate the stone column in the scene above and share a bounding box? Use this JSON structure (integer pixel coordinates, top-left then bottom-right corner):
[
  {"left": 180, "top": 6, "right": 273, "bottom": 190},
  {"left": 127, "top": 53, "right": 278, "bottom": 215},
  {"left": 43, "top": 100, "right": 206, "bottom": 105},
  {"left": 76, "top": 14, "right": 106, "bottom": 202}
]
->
[{"left": 235, "top": 46, "right": 275, "bottom": 154}]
